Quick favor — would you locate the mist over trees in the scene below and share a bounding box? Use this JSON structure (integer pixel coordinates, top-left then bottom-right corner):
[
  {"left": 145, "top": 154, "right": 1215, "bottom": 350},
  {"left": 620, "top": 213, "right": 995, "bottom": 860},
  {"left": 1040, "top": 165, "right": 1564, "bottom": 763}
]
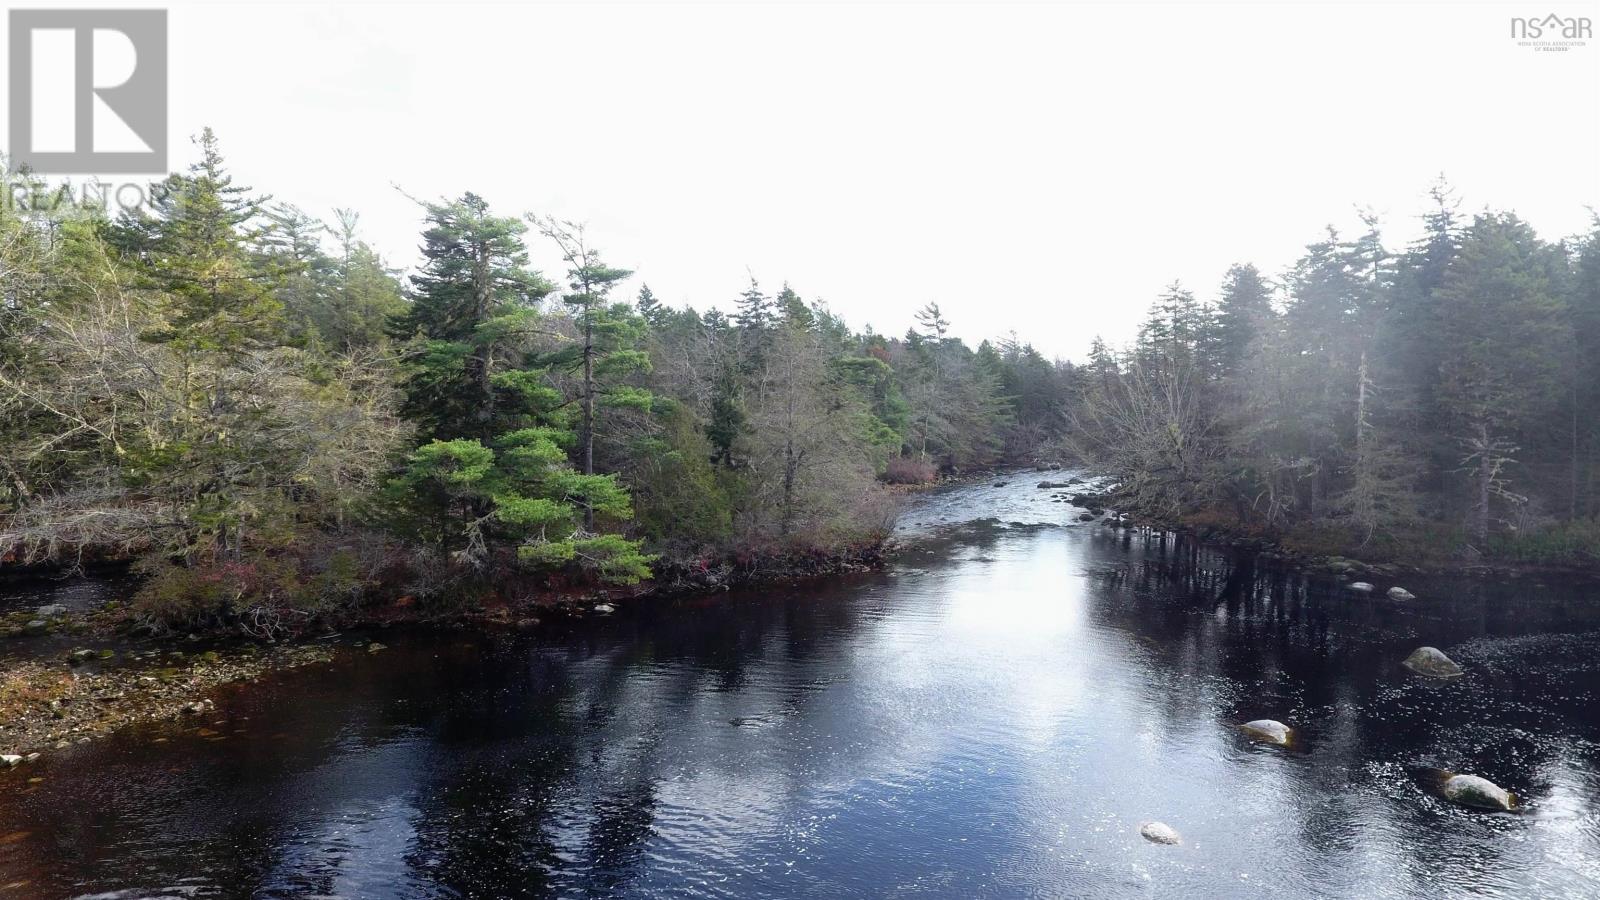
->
[
  {"left": 1069, "top": 182, "right": 1600, "bottom": 564},
  {"left": 3, "top": 136, "right": 1597, "bottom": 629}
]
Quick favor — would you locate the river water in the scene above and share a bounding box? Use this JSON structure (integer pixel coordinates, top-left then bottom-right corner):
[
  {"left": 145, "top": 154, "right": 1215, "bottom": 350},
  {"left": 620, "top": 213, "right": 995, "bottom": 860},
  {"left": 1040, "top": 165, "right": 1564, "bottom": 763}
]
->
[{"left": 2, "top": 474, "right": 1600, "bottom": 898}]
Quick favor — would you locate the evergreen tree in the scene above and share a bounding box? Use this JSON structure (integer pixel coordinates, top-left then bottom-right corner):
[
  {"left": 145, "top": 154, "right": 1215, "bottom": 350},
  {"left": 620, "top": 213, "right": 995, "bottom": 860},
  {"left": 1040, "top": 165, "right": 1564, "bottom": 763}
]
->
[
  {"left": 1213, "top": 263, "right": 1275, "bottom": 382},
  {"left": 391, "top": 194, "right": 551, "bottom": 441},
  {"left": 533, "top": 217, "right": 653, "bottom": 529},
  {"left": 322, "top": 209, "right": 406, "bottom": 350},
  {"left": 735, "top": 277, "right": 774, "bottom": 332},
  {"left": 1569, "top": 218, "right": 1600, "bottom": 517},
  {"left": 635, "top": 282, "right": 666, "bottom": 327},
  {"left": 776, "top": 282, "right": 815, "bottom": 330},
  {"left": 1385, "top": 179, "right": 1463, "bottom": 493},
  {"left": 914, "top": 302, "right": 950, "bottom": 341},
  {"left": 1435, "top": 214, "right": 1571, "bottom": 543},
  {"left": 114, "top": 127, "right": 282, "bottom": 357}
]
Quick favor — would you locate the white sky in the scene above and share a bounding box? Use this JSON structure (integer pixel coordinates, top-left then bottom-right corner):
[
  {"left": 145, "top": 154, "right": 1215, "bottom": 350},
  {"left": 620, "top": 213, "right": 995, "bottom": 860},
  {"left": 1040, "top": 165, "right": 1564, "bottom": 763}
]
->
[{"left": 6, "top": 0, "right": 1599, "bottom": 359}]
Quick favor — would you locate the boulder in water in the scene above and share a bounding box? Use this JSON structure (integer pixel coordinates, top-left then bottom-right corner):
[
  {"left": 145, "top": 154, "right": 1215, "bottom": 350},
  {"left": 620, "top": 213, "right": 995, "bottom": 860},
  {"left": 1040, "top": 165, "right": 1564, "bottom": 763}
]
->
[
  {"left": 36, "top": 604, "right": 67, "bottom": 618},
  {"left": 1240, "top": 719, "right": 1292, "bottom": 746},
  {"left": 1403, "top": 646, "right": 1463, "bottom": 677},
  {"left": 593, "top": 603, "right": 616, "bottom": 614},
  {"left": 1442, "top": 774, "right": 1514, "bottom": 811},
  {"left": 1387, "top": 586, "right": 1416, "bottom": 601},
  {"left": 1348, "top": 582, "right": 1374, "bottom": 593},
  {"left": 1140, "top": 821, "right": 1181, "bottom": 845}
]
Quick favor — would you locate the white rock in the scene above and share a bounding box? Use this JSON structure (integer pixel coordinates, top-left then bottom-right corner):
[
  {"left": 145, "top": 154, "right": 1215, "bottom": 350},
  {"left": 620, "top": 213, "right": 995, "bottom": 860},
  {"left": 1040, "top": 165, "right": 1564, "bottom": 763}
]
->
[
  {"left": 1349, "top": 582, "right": 1374, "bottom": 593},
  {"left": 1387, "top": 586, "right": 1416, "bottom": 601},
  {"left": 1140, "top": 821, "right": 1181, "bottom": 845},
  {"left": 35, "top": 604, "right": 67, "bottom": 617},
  {"left": 0, "top": 754, "right": 22, "bottom": 767},
  {"left": 1442, "top": 774, "right": 1514, "bottom": 811},
  {"left": 1403, "top": 646, "right": 1463, "bottom": 678},
  {"left": 1240, "top": 719, "right": 1292, "bottom": 746},
  {"left": 593, "top": 603, "right": 616, "bottom": 614}
]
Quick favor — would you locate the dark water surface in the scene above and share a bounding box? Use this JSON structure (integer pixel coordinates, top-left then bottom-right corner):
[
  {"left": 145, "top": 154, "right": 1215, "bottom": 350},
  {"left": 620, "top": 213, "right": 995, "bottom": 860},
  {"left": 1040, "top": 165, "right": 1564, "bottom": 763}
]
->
[{"left": 3, "top": 475, "right": 1600, "bottom": 898}]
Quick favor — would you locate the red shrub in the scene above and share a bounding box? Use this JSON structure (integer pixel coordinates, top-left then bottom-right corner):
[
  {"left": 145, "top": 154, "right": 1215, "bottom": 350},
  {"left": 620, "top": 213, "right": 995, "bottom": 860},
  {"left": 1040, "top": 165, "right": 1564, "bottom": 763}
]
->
[{"left": 881, "top": 456, "right": 937, "bottom": 485}]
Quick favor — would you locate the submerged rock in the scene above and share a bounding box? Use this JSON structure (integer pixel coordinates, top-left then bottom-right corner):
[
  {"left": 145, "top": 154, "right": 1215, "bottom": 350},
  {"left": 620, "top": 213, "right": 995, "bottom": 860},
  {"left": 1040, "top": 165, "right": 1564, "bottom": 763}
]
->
[
  {"left": 593, "top": 603, "right": 616, "bottom": 614},
  {"left": 1403, "top": 646, "right": 1463, "bottom": 678},
  {"left": 1348, "top": 582, "right": 1374, "bottom": 593},
  {"left": 1442, "top": 774, "right": 1514, "bottom": 811},
  {"left": 1140, "top": 821, "right": 1181, "bottom": 845},
  {"left": 366, "top": 642, "right": 387, "bottom": 653},
  {"left": 1240, "top": 719, "right": 1292, "bottom": 746},
  {"left": 23, "top": 620, "right": 48, "bottom": 635},
  {"left": 1387, "top": 586, "right": 1416, "bottom": 601}
]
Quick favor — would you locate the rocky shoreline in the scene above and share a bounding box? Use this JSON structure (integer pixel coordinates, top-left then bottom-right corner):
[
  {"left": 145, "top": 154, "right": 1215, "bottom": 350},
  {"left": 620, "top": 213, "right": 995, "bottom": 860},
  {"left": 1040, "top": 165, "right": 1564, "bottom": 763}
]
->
[
  {"left": 0, "top": 542, "right": 891, "bottom": 763},
  {"left": 1, "top": 642, "right": 335, "bottom": 765}
]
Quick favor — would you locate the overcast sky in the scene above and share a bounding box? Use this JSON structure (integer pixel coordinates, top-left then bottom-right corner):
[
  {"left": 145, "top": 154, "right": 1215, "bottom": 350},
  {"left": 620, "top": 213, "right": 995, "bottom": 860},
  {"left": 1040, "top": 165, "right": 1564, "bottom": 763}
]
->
[{"left": 11, "top": 1, "right": 1600, "bottom": 359}]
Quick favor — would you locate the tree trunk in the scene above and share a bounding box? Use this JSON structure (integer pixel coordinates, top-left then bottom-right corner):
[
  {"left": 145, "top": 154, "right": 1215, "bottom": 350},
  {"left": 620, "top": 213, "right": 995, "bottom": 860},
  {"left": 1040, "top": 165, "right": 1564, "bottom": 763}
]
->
[
  {"left": 581, "top": 299, "right": 595, "bottom": 531},
  {"left": 1473, "top": 420, "right": 1491, "bottom": 545},
  {"left": 1570, "top": 380, "right": 1580, "bottom": 520},
  {"left": 470, "top": 240, "right": 494, "bottom": 435},
  {"left": 1352, "top": 350, "right": 1374, "bottom": 538},
  {"left": 781, "top": 438, "right": 797, "bottom": 537}
]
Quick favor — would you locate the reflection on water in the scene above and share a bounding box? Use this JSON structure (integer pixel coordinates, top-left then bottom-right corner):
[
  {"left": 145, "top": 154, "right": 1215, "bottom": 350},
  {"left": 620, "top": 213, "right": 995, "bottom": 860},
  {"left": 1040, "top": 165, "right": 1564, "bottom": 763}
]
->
[{"left": 2, "top": 477, "right": 1600, "bottom": 898}]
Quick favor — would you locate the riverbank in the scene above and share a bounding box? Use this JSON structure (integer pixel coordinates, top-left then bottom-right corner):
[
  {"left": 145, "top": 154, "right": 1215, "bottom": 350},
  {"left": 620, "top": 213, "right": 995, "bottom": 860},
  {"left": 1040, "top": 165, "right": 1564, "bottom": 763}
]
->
[
  {"left": 0, "top": 642, "right": 336, "bottom": 763},
  {"left": 1064, "top": 478, "right": 1600, "bottom": 581},
  {"left": 0, "top": 539, "right": 890, "bottom": 762}
]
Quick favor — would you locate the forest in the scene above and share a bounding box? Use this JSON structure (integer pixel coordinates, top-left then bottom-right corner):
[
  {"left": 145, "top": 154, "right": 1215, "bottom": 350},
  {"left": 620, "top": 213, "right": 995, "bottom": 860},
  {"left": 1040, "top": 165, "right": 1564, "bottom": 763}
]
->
[
  {"left": 1071, "top": 187, "right": 1600, "bottom": 566},
  {"left": 2, "top": 133, "right": 1598, "bottom": 630},
  {"left": 0, "top": 133, "right": 1064, "bottom": 628}
]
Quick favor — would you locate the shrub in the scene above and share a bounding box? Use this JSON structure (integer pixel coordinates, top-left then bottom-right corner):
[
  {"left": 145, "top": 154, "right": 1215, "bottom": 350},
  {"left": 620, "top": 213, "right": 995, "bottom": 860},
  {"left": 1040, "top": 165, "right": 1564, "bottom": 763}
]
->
[
  {"left": 1487, "top": 518, "right": 1600, "bottom": 566},
  {"left": 881, "top": 456, "right": 937, "bottom": 485},
  {"left": 129, "top": 536, "right": 392, "bottom": 633}
]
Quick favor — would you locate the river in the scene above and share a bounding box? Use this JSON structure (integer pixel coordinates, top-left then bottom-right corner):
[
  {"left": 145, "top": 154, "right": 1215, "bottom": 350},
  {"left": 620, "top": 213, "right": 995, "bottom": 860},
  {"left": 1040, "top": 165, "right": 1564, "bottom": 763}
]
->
[{"left": 1, "top": 473, "right": 1599, "bottom": 898}]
